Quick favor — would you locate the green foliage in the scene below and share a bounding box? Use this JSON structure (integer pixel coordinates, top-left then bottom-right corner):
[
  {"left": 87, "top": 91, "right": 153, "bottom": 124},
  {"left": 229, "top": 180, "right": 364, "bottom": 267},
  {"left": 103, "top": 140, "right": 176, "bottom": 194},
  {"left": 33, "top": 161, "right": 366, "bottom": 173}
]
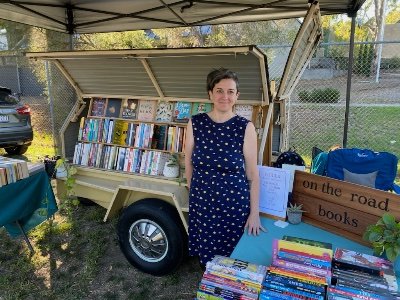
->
[
  {"left": 381, "top": 57, "right": 400, "bottom": 70},
  {"left": 77, "top": 31, "right": 153, "bottom": 50},
  {"left": 56, "top": 158, "right": 79, "bottom": 215},
  {"left": 287, "top": 202, "right": 305, "bottom": 213},
  {"left": 354, "top": 42, "right": 374, "bottom": 76},
  {"left": 363, "top": 213, "right": 400, "bottom": 262},
  {"left": 298, "top": 88, "right": 340, "bottom": 103}
]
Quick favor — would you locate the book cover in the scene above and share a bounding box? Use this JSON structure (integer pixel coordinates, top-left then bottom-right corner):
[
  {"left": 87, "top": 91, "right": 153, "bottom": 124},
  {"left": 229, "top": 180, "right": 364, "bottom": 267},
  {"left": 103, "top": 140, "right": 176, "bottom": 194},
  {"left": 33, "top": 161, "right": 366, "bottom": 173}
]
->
[
  {"left": 277, "top": 240, "right": 333, "bottom": 259},
  {"left": 112, "top": 120, "right": 129, "bottom": 145},
  {"left": 191, "top": 102, "right": 212, "bottom": 116},
  {"left": 262, "top": 281, "right": 324, "bottom": 300},
  {"left": 151, "top": 125, "right": 168, "bottom": 150},
  {"left": 121, "top": 99, "right": 139, "bottom": 119},
  {"left": 90, "top": 97, "right": 106, "bottom": 117},
  {"left": 105, "top": 98, "right": 122, "bottom": 118},
  {"left": 203, "top": 272, "right": 260, "bottom": 295},
  {"left": 277, "top": 250, "right": 332, "bottom": 269},
  {"left": 234, "top": 104, "right": 254, "bottom": 121},
  {"left": 206, "top": 255, "right": 267, "bottom": 284},
  {"left": 265, "top": 273, "right": 325, "bottom": 293},
  {"left": 328, "top": 286, "right": 392, "bottom": 300},
  {"left": 282, "top": 236, "right": 332, "bottom": 250},
  {"left": 333, "top": 248, "right": 393, "bottom": 275},
  {"left": 268, "top": 266, "right": 327, "bottom": 285},
  {"left": 173, "top": 101, "right": 192, "bottom": 123},
  {"left": 155, "top": 101, "right": 174, "bottom": 122},
  {"left": 137, "top": 100, "right": 157, "bottom": 122},
  {"left": 272, "top": 257, "right": 331, "bottom": 278}
]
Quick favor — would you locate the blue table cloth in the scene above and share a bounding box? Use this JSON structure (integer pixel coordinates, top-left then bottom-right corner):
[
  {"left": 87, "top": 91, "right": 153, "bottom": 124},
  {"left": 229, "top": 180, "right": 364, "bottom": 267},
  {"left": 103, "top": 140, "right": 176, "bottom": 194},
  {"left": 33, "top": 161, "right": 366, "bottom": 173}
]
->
[
  {"left": 231, "top": 216, "right": 400, "bottom": 277},
  {"left": 0, "top": 170, "right": 58, "bottom": 236}
]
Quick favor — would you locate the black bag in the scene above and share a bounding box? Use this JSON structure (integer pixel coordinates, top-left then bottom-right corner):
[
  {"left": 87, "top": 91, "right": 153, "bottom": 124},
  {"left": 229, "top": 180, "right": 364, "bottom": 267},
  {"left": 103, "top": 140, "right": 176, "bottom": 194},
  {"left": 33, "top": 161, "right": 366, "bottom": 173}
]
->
[
  {"left": 44, "top": 155, "right": 61, "bottom": 179},
  {"left": 274, "top": 150, "right": 305, "bottom": 168}
]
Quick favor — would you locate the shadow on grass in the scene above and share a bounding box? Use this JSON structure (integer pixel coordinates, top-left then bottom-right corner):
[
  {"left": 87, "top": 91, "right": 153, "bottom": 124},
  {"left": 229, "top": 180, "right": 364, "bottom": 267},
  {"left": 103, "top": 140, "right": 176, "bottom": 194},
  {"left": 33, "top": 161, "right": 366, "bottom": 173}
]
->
[{"left": 0, "top": 204, "right": 203, "bottom": 299}]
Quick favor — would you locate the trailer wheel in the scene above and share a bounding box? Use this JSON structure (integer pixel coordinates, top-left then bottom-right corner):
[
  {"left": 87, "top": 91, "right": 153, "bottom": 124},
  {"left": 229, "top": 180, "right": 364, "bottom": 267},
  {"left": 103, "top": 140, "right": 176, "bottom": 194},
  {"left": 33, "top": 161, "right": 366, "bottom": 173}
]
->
[{"left": 117, "top": 199, "right": 187, "bottom": 276}]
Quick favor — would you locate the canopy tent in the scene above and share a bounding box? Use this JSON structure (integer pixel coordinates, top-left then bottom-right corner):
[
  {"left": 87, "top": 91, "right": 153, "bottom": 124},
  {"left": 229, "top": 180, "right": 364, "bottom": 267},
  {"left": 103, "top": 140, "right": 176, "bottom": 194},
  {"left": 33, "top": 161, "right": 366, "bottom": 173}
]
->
[{"left": 0, "top": 0, "right": 365, "bottom": 34}]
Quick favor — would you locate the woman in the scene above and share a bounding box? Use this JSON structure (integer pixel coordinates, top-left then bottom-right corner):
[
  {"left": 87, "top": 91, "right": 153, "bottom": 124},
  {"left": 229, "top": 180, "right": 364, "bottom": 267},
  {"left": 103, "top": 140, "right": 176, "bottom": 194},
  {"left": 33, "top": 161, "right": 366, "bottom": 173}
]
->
[{"left": 184, "top": 68, "right": 265, "bottom": 267}]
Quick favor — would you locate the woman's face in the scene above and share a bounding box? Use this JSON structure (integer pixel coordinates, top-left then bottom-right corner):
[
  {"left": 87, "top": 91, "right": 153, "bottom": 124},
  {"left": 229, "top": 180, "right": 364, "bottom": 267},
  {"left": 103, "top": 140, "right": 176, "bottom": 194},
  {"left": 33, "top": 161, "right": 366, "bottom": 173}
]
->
[{"left": 208, "top": 78, "right": 239, "bottom": 113}]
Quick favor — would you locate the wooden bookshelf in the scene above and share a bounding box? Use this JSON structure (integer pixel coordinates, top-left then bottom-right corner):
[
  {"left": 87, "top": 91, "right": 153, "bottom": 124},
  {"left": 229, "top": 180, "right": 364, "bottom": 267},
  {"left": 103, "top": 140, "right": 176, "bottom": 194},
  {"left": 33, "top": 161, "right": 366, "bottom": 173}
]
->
[{"left": 72, "top": 97, "right": 259, "bottom": 180}]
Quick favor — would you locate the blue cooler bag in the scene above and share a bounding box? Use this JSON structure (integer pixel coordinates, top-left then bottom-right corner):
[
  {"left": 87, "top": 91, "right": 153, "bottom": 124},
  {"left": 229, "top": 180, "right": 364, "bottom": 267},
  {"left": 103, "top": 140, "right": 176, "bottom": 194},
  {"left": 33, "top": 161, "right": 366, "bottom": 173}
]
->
[{"left": 326, "top": 148, "right": 400, "bottom": 193}]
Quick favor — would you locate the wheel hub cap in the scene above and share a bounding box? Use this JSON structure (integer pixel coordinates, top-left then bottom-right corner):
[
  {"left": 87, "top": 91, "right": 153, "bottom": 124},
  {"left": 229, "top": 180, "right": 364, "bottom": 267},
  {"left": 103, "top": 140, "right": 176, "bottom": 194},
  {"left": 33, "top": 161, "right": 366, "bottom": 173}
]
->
[{"left": 129, "top": 219, "right": 168, "bottom": 263}]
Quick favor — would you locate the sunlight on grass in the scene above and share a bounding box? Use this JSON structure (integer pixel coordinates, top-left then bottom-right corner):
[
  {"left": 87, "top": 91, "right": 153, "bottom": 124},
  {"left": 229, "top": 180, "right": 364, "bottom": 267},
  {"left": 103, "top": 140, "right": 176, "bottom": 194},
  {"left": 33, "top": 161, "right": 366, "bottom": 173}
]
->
[{"left": 0, "top": 130, "right": 56, "bottom": 162}]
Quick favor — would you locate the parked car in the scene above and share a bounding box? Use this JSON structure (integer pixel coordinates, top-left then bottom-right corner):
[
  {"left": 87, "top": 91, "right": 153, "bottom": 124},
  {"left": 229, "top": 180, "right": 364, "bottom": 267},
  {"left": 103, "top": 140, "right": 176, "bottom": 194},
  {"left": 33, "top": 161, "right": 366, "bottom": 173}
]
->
[{"left": 0, "top": 86, "right": 33, "bottom": 155}]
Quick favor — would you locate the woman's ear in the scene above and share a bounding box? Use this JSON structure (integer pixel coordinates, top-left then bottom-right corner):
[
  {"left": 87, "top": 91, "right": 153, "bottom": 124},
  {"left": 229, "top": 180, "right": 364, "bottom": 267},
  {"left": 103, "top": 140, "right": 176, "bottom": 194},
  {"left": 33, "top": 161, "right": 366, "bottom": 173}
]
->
[{"left": 208, "top": 90, "right": 213, "bottom": 100}]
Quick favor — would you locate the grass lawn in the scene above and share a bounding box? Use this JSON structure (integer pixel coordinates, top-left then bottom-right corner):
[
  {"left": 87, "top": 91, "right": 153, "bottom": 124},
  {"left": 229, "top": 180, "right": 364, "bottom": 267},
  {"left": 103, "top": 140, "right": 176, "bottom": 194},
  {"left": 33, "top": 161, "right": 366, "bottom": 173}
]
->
[{"left": 0, "top": 130, "right": 56, "bottom": 162}]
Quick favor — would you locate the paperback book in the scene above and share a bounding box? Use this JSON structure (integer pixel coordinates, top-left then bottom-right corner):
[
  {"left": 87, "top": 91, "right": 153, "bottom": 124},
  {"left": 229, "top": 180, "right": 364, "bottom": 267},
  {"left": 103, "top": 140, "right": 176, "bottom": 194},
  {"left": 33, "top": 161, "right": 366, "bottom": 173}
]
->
[
  {"left": 137, "top": 100, "right": 157, "bottom": 122},
  {"left": 282, "top": 236, "right": 332, "bottom": 250},
  {"left": 205, "top": 255, "right": 267, "bottom": 284},
  {"left": 90, "top": 97, "right": 106, "bottom": 117},
  {"left": 234, "top": 104, "right": 253, "bottom": 121},
  {"left": 192, "top": 102, "right": 212, "bottom": 116},
  {"left": 173, "top": 101, "right": 192, "bottom": 122},
  {"left": 105, "top": 98, "right": 122, "bottom": 118},
  {"left": 121, "top": 99, "right": 139, "bottom": 119},
  {"left": 333, "top": 248, "right": 393, "bottom": 276},
  {"left": 155, "top": 101, "right": 174, "bottom": 122}
]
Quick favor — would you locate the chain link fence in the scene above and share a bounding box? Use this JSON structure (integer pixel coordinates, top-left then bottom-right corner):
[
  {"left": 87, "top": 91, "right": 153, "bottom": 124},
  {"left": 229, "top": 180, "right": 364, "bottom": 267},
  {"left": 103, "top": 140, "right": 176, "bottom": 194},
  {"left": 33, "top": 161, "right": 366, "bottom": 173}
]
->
[
  {"left": 1, "top": 40, "right": 399, "bottom": 165},
  {"left": 261, "top": 40, "right": 400, "bottom": 164}
]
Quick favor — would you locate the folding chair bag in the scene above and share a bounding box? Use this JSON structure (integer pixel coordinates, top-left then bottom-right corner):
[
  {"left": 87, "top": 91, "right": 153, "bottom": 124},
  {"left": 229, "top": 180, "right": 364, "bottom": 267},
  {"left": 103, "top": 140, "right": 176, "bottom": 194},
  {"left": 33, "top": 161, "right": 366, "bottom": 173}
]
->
[{"left": 326, "top": 148, "right": 399, "bottom": 192}]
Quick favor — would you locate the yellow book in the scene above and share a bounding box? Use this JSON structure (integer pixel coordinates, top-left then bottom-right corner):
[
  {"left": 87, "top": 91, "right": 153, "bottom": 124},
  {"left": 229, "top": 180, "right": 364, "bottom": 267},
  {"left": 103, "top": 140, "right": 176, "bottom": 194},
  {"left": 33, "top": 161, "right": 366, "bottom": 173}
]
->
[{"left": 277, "top": 239, "right": 333, "bottom": 259}]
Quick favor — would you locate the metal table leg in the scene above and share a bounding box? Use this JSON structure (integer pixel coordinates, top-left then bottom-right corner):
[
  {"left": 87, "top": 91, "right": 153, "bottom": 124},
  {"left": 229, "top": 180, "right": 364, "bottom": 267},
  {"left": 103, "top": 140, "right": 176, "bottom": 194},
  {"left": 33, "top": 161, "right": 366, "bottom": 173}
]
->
[{"left": 15, "top": 221, "right": 35, "bottom": 254}]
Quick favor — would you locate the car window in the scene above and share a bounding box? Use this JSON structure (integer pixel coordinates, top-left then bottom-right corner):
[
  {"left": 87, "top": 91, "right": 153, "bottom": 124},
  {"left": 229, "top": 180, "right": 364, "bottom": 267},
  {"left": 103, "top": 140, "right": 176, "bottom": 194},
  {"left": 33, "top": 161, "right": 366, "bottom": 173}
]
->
[{"left": 0, "top": 91, "right": 19, "bottom": 105}]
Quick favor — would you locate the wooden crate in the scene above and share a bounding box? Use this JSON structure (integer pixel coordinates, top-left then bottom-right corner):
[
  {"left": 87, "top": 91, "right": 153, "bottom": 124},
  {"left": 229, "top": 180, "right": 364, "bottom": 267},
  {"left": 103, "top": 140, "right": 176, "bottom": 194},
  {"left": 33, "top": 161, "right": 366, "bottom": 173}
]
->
[{"left": 292, "top": 171, "right": 400, "bottom": 245}]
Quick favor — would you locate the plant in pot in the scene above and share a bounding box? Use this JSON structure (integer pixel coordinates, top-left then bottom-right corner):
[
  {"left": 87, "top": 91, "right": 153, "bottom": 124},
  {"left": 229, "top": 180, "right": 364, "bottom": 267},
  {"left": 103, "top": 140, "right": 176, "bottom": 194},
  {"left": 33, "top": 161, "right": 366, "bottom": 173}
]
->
[
  {"left": 286, "top": 202, "right": 306, "bottom": 225},
  {"left": 163, "top": 154, "right": 180, "bottom": 178},
  {"left": 363, "top": 213, "right": 400, "bottom": 262}
]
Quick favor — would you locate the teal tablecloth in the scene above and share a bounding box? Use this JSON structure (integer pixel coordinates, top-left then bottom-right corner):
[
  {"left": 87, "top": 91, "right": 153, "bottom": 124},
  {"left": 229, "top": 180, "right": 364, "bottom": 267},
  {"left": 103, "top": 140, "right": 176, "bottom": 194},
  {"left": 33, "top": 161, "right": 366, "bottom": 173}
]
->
[
  {"left": 0, "top": 171, "right": 58, "bottom": 236},
  {"left": 231, "top": 216, "right": 400, "bottom": 277}
]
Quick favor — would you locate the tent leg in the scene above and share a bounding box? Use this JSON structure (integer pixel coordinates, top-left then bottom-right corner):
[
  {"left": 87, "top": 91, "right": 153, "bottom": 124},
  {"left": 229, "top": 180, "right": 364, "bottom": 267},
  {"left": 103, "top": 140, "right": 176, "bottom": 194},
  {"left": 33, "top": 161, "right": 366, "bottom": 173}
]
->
[
  {"left": 342, "top": 14, "right": 357, "bottom": 148},
  {"left": 15, "top": 221, "right": 35, "bottom": 254}
]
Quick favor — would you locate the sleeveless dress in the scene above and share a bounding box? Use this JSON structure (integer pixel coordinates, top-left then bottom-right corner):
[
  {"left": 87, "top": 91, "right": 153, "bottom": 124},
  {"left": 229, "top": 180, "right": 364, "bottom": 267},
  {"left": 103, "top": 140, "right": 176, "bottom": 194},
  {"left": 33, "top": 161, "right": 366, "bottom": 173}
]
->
[{"left": 188, "top": 113, "right": 251, "bottom": 265}]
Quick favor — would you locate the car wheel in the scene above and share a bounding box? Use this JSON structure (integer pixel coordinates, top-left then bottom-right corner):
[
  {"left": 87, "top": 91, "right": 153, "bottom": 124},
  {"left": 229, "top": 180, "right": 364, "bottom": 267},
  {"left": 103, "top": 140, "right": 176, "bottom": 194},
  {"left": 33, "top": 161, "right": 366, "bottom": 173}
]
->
[
  {"left": 117, "top": 198, "right": 187, "bottom": 276},
  {"left": 5, "top": 145, "right": 29, "bottom": 155}
]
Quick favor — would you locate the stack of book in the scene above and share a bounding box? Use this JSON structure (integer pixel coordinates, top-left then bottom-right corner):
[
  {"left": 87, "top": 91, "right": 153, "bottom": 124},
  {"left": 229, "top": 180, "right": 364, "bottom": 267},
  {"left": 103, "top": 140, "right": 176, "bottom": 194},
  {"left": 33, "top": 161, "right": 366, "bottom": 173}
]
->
[
  {"left": 197, "top": 255, "right": 267, "bottom": 300},
  {"left": 0, "top": 156, "right": 29, "bottom": 186},
  {"left": 260, "top": 236, "right": 333, "bottom": 299},
  {"left": 328, "top": 248, "right": 398, "bottom": 299}
]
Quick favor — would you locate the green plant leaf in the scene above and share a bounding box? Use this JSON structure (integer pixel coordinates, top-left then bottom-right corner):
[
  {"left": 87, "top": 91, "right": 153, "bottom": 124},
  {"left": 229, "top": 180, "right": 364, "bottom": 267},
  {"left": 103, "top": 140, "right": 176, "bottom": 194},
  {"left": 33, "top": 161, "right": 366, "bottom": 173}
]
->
[
  {"left": 386, "top": 247, "right": 397, "bottom": 262},
  {"left": 382, "top": 213, "right": 396, "bottom": 229}
]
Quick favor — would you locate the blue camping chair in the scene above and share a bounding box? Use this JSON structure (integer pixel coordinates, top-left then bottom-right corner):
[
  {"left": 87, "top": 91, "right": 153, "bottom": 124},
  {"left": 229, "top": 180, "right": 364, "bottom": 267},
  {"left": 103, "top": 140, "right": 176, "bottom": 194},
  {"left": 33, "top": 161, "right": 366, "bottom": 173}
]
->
[{"left": 325, "top": 148, "right": 400, "bottom": 194}]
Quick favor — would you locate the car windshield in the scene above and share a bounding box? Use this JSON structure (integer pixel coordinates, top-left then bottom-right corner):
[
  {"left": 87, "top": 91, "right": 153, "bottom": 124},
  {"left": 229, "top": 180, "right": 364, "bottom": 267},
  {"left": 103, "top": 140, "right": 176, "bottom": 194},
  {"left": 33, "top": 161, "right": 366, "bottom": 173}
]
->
[{"left": 0, "top": 90, "right": 19, "bottom": 105}]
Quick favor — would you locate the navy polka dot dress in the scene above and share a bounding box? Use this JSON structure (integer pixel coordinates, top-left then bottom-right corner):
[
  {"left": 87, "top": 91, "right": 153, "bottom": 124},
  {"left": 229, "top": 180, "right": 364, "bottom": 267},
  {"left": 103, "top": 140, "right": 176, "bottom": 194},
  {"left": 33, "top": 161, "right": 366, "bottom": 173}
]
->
[{"left": 188, "top": 113, "right": 251, "bottom": 265}]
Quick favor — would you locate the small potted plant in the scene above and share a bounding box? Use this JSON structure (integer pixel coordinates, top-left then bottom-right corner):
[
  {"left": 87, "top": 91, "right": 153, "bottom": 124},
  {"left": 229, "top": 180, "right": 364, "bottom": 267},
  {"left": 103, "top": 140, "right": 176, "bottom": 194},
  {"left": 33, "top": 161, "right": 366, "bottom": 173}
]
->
[
  {"left": 363, "top": 213, "right": 400, "bottom": 262},
  {"left": 163, "top": 154, "right": 180, "bottom": 178},
  {"left": 286, "top": 202, "right": 306, "bottom": 225}
]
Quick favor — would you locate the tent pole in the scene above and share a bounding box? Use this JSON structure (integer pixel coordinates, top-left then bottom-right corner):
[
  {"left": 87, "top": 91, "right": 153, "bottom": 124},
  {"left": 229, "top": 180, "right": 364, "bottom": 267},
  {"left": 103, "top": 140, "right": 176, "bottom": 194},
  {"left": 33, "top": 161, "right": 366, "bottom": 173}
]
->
[{"left": 342, "top": 15, "right": 356, "bottom": 148}]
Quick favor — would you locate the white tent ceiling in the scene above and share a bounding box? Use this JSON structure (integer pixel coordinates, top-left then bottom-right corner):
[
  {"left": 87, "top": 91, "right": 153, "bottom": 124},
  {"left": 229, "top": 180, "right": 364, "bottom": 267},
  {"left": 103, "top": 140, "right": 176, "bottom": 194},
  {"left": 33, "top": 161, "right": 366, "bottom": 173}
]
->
[{"left": 0, "top": 0, "right": 365, "bottom": 34}]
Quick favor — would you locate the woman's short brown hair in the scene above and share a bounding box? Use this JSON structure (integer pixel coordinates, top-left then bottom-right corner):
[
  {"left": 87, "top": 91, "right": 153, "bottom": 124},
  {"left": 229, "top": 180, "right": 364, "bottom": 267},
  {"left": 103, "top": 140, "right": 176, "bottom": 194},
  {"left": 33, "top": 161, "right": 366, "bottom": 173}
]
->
[{"left": 206, "top": 68, "right": 239, "bottom": 94}]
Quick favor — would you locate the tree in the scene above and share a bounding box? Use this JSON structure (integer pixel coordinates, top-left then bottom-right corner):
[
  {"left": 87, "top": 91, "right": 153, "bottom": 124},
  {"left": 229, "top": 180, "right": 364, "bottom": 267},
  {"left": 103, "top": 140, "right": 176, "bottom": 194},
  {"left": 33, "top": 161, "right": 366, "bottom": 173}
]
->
[
  {"left": 386, "top": 8, "right": 400, "bottom": 23},
  {"left": 76, "top": 31, "right": 153, "bottom": 50}
]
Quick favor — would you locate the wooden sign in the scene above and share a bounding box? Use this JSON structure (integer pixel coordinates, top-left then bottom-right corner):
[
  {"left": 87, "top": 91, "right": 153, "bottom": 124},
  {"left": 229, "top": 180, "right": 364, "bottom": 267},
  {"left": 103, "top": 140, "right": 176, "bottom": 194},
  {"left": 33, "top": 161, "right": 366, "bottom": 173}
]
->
[{"left": 292, "top": 171, "right": 400, "bottom": 245}]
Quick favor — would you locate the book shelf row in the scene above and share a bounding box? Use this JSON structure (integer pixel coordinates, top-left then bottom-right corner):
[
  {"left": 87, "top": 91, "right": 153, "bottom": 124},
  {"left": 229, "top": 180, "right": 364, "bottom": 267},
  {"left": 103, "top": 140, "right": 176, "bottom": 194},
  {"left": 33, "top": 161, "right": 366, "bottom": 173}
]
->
[
  {"left": 78, "top": 117, "right": 186, "bottom": 152},
  {"left": 73, "top": 143, "right": 172, "bottom": 176},
  {"left": 89, "top": 97, "right": 254, "bottom": 122}
]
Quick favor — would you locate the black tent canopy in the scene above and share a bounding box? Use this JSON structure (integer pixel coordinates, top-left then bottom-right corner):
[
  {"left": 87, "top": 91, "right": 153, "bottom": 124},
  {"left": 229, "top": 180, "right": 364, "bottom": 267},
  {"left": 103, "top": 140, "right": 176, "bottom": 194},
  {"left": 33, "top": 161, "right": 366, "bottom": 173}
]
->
[{"left": 0, "top": 0, "right": 365, "bottom": 34}]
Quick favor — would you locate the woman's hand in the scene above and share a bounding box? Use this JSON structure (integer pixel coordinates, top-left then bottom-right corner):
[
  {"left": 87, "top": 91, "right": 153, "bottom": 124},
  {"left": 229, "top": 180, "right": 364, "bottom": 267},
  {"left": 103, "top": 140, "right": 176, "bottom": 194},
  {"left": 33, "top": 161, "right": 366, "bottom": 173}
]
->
[{"left": 244, "top": 213, "right": 267, "bottom": 236}]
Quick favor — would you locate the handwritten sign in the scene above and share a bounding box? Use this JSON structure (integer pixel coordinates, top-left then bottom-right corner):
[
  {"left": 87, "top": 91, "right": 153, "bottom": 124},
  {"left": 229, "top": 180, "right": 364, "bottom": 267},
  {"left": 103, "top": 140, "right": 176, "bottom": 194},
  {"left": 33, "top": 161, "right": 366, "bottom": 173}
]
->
[{"left": 258, "top": 166, "right": 291, "bottom": 219}]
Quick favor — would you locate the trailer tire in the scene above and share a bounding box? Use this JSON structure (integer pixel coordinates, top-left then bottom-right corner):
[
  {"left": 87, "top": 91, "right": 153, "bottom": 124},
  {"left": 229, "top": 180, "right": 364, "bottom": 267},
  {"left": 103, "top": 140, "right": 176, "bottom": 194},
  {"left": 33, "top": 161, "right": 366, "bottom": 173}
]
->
[{"left": 117, "top": 199, "right": 187, "bottom": 276}]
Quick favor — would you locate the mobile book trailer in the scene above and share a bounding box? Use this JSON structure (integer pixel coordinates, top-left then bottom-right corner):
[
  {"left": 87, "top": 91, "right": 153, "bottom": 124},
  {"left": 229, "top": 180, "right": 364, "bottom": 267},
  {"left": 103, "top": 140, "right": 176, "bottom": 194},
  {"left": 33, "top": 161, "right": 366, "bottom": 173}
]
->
[{"left": 25, "top": 3, "right": 323, "bottom": 276}]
